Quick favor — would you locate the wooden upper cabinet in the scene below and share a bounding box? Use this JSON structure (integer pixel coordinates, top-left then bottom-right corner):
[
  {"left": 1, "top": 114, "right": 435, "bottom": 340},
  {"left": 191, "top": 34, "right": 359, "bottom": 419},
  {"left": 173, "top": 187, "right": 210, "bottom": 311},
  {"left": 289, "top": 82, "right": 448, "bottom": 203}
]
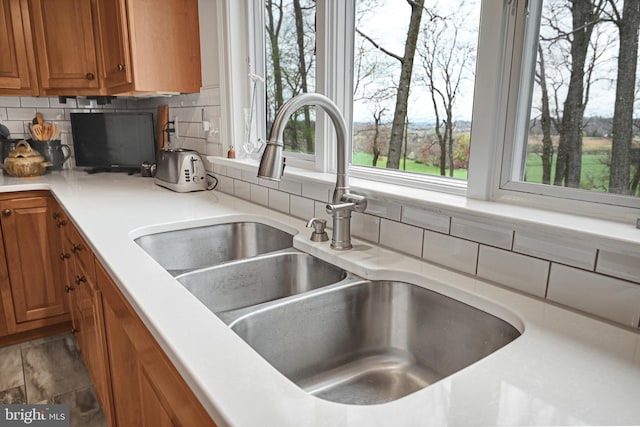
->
[
  {"left": 122, "top": 0, "right": 201, "bottom": 94},
  {"left": 29, "top": 0, "right": 100, "bottom": 94},
  {"left": 94, "top": 0, "right": 132, "bottom": 91},
  {"left": 1, "top": 0, "right": 201, "bottom": 96},
  {"left": 0, "top": 0, "right": 38, "bottom": 95}
]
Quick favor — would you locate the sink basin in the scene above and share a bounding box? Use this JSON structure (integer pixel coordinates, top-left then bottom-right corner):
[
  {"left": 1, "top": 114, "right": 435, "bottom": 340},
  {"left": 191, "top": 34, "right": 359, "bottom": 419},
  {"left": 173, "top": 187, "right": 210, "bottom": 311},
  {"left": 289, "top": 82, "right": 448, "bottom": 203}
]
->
[
  {"left": 176, "top": 251, "right": 348, "bottom": 315},
  {"left": 231, "top": 280, "right": 521, "bottom": 405},
  {"left": 134, "top": 222, "right": 294, "bottom": 275}
]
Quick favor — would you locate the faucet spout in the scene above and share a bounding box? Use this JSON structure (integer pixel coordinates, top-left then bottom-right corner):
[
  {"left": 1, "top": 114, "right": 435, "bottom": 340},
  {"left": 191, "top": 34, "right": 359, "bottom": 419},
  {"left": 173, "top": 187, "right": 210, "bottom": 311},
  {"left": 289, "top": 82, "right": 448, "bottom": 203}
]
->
[{"left": 257, "top": 93, "right": 366, "bottom": 250}]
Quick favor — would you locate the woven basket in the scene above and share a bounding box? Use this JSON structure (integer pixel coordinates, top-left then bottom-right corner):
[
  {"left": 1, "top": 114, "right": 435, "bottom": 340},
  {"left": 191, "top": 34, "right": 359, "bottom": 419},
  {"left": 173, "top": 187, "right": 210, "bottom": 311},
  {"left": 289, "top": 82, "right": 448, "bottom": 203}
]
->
[{"left": 3, "top": 141, "right": 48, "bottom": 177}]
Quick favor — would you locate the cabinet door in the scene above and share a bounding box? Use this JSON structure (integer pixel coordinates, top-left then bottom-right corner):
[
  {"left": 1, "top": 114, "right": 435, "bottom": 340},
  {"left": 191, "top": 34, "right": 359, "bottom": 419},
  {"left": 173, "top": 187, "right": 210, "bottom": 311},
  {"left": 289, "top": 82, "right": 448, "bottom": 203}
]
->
[
  {"left": 99, "top": 262, "right": 216, "bottom": 427},
  {"left": 0, "top": 196, "right": 67, "bottom": 325},
  {"left": 0, "top": 0, "right": 38, "bottom": 95},
  {"left": 95, "top": 0, "right": 132, "bottom": 91},
  {"left": 75, "top": 270, "right": 114, "bottom": 427},
  {"left": 29, "top": 0, "right": 100, "bottom": 93}
]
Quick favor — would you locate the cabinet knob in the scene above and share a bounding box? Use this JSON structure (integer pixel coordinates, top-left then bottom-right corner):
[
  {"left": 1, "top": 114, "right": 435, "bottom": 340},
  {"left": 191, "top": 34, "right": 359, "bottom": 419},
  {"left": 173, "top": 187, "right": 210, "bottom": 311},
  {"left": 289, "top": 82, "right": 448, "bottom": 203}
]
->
[
  {"left": 86, "top": 73, "right": 95, "bottom": 80},
  {"left": 52, "top": 212, "right": 61, "bottom": 219},
  {"left": 71, "top": 243, "right": 84, "bottom": 253},
  {"left": 117, "top": 63, "right": 126, "bottom": 72},
  {"left": 65, "top": 285, "right": 74, "bottom": 293},
  {"left": 60, "top": 252, "right": 71, "bottom": 260},
  {"left": 75, "top": 275, "right": 87, "bottom": 285},
  {"left": 71, "top": 327, "right": 80, "bottom": 334},
  {"left": 56, "top": 219, "right": 68, "bottom": 228},
  {"left": 2, "top": 209, "right": 11, "bottom": 216}
]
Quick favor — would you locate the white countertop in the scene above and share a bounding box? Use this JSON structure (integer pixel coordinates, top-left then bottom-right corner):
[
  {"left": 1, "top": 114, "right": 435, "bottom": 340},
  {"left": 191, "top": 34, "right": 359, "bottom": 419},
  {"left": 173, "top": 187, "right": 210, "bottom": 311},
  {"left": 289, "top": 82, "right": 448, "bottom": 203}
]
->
[{"left": 2, "top": 170, "right": 639, "bottom": 426}]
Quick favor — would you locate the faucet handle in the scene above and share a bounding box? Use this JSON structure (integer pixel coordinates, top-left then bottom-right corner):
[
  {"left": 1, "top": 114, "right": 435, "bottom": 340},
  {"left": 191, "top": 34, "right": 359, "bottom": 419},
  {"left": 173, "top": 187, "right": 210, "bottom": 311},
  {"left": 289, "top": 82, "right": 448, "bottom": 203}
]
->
[{"left": 306, "top": 218, "right": 329, "bottom": 242}]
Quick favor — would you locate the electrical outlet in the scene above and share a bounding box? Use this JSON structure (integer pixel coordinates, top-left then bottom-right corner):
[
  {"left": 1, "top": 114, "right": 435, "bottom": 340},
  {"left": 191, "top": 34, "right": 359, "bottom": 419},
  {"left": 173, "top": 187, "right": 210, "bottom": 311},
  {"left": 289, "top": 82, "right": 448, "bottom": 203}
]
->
[{"left": 173, "top": 116, "right": 179, "bottom": 137}]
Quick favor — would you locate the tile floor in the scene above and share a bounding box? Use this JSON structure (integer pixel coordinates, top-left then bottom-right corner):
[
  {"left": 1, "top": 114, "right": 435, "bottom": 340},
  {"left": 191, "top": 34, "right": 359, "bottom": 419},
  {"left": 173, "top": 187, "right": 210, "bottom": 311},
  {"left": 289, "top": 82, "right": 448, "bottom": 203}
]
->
[{"left": 0, "top": 333, "right": 107, "bottom": 427}]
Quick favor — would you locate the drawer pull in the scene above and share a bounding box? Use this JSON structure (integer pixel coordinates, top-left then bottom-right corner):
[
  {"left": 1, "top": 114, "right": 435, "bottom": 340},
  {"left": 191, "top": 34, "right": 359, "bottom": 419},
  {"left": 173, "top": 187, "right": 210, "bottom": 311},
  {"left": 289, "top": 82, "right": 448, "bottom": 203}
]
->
[
  {"left": 71, "top": 243, "right": 84, "bottom": 253},
  {"left": 60, "top": 252, "right": 70, "bottom": 260},
  {"left": 56, "top": 219, "right": 68, "bottom": 227},
  {"left": 2, "top": 209, "right": 11, "bottom": 216},
  {"left": 65, "top": 285, "right": 74, "bottom": 293},
  {"left": 75, "top": 276, "right": 87, "bottom": 285}
]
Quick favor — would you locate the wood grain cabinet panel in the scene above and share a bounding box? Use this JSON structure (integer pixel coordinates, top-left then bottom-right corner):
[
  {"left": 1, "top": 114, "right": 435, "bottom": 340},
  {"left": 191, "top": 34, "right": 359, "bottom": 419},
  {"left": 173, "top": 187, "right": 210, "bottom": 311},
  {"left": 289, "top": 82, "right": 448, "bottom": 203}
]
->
[
  {"left": 0, "top": 0, "right": 38, "bottom": 95},
  {"left": 29, "top": 0, "right": 100, "bottom": 94},
  {"left": 99, "top": 262, "right": 217, "bottom": 427},
  {"left": 0, "top": 194, "right": 68, "bottom": 329}
]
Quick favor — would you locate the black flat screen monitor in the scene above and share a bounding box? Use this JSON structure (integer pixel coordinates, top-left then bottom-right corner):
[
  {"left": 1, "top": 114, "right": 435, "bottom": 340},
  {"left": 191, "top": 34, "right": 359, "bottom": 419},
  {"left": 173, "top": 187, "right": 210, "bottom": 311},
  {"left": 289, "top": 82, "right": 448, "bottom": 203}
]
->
[{"left": 70, "top": 112, "right": 156, "bottom": 173}]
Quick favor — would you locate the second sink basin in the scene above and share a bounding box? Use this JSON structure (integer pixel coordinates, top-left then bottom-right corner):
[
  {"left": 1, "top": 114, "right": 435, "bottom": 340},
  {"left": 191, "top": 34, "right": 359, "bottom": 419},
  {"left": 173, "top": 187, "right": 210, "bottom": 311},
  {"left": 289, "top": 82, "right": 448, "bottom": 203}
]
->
[
  {"left": 176, "top": 251, "right": 348, "bottom": 314},
  {"left": 231, "top": 280, "right": 521, "bottom": 405},
  {"left": 134, "top": 221, "right": 294, "bottom": 275}
]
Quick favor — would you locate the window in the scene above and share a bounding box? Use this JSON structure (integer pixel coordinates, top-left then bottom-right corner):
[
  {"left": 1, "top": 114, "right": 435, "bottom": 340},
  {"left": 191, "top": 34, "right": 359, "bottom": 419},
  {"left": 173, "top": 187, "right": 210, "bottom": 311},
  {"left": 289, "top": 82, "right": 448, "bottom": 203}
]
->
[
  {"left": 352, "top": 0, "right": 480, "bottom": 181},
  {"left": 264, "top": 0, "right": 317, "bottom": 157},
  {"left": 246, "top": 0, "right": 640, "bottom": 215},
  {"left": 501, "top": 0, "right": 640, "bottom": 209}
]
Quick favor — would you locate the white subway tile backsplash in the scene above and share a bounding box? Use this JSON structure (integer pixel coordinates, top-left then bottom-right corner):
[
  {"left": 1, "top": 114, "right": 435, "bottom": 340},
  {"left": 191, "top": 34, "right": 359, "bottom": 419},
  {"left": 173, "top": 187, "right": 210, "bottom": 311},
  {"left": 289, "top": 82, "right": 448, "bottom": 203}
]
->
[
  {"left": 547, "top": 264, "right": 640, "bottom": 327},
  {"left": 364, "top": 199, "right": 402, "bottom": 221},
  {"left": 0, "top": 109, "right": 6, "bottom": 121},
  {"left": 250, "top": 184, "right": 269, "bottom": 207},
  {"left": 216, "top": 176, "right": 234, "bottom": 194},
  {"left": 301, "top": 182, "right": 332, "bottom": 203},
  {"left": 233, "top": 180, "right": 251, "bottom": 200},
  {"left": 20, "top": 97, "right": 49, "bottom": 108},
  {"left": 6, "top": 108, "right": 37, "bottom": 121},
  {"left": 241, "top": 170, "right": 258, "bottom": 184},
  {"left": 0, "top": 97, "right": 21, "bottom": 107},
  {"left": 268, "top": 189, "right": 290, "bottom": 214},
  {"left": 422, "top": 231, "right": 478, "bottom": 276},
  {"left": 401, "top": 205, "right": 451, "bottom": 233},
  {"left": 226, "top": 166, "right": 242, "bottom": 180},
  {"left": 596, "top": 246, "right": 640, "bottom": 283},
  {"left": 258, "top": 178, "right": 279, "bottom": 189},
  {"left": 289, "top": 195, "right": 315, "bottom": 220},
  {"left": 477, "top": 246, "right": 550, "bottom": 297},
  {"left": 513, "top": 229, "right": 597, "bottom": 270},
  {"left": 451, "top": 217, "right": 514, "bottom": 250},
  {"left": 279, "top": 178, "right": 302, "bottom": 195},
  {"left": 351, "top": 213, "right": 380, "bottom": 243},
  {"left": 380, "top": 219, "right": 423, "bottom": 257},
  {"left": 212, "top": 163, "right": 226, "bottom": 175}
]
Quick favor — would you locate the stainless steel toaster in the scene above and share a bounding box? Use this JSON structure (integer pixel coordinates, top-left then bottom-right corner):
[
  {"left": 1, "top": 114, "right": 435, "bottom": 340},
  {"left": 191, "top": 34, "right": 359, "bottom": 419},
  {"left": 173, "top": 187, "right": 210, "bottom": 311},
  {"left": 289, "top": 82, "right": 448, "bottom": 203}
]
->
[{"left": 154, "top": 149, "right": 208, "bottom": 192}]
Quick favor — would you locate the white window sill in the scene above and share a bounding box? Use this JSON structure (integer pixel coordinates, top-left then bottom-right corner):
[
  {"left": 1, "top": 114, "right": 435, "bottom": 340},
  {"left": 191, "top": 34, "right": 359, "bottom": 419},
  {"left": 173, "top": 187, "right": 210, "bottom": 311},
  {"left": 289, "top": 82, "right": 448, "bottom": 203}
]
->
[{"left": 209, "top": 156, "right": 640, "bottom": 249}]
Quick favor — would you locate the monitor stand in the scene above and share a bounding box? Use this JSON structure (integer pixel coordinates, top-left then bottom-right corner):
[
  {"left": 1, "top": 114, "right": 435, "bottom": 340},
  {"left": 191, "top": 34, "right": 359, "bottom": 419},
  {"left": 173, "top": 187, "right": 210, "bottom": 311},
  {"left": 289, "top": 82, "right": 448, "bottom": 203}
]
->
[{"left": 85, "top": 166, "right": 138, "bottom": 175}]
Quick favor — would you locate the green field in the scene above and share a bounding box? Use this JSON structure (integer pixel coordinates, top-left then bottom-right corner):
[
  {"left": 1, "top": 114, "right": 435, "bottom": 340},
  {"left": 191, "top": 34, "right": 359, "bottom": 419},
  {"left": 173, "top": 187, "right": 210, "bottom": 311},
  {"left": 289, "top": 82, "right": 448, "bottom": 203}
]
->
[
  {"left": 353, "top": 149, "right": 613, "bottom": 191},
  {"left": 524, "top": 152, "right": 610, "bottom": 191},
  {"left": 352, "top": 152, "right": 469, "bottom": 179}
]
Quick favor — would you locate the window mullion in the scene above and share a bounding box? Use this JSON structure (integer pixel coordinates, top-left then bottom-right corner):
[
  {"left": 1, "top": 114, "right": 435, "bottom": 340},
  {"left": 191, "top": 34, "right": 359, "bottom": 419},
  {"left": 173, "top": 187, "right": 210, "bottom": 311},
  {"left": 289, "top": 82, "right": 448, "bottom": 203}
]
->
[{"left": 467, "top": 0, "right": 524, "bottom": 201}]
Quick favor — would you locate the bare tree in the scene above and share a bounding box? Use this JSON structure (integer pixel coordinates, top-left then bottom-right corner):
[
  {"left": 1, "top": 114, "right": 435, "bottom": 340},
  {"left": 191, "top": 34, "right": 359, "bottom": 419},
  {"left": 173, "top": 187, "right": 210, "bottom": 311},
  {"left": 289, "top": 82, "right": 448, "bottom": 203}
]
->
[
  {"left": 357, "top": 0, "right": 426, "bottom": 170},
  {"left": 553, "top": 0, "right": 607, "bottom": 188},
  {"left": 292, "top": 0, "right": 314, "bottom": 153},
  {"left": 265, "top": 0, "right": 285, "bottom": 126},
  {"left": 535, "top": 45, "right": 555, "bottom": 184},
  {"left": 419, "top": 4, "right": 475, "bottom": 177},
  {"left": 607, "top": 0, "right": 640, "bottom": 195}
]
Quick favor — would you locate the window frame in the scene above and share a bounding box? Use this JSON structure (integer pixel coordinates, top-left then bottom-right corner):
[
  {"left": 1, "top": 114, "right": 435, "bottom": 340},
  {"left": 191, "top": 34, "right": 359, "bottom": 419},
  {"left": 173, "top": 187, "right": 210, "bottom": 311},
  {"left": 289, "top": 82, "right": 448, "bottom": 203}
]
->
[{"left": 242, "top": 0, "right": 640, "bottom": 221}]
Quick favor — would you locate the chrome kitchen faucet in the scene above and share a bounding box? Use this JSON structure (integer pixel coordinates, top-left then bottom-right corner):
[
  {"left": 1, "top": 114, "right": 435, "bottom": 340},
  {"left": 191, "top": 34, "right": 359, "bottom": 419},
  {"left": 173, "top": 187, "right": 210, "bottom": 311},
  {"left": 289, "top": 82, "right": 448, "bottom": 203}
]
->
[{"left": 257, "top": 93, "right": 367, "bottom": 250}]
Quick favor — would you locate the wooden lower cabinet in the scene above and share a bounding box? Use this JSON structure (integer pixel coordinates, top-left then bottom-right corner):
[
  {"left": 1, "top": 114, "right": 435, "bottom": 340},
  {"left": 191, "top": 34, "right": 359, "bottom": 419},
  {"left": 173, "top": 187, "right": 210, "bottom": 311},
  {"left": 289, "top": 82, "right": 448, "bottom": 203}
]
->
[
  {"left": 0, "top": 192, "right": 69, "bottom": 336},
  {"left": 62, "top": 222, "right": 115, "bottom": 427},
  {"left": 98, "top": 262, "right": 216, "bottom": 427}
]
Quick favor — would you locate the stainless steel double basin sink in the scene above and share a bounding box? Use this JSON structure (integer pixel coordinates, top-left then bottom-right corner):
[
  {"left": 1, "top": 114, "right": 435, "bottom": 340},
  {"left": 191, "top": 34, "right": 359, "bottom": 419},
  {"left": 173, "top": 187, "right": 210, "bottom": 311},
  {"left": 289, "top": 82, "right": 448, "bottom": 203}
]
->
[{"left": 135, "top": 221, "right": 520, "bottom": 405}]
